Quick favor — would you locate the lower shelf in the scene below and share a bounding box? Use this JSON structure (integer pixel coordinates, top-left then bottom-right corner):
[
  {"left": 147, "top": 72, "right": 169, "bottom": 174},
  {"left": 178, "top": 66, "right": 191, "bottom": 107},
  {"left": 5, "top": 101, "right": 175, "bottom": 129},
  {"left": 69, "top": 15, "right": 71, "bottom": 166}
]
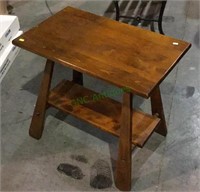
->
[{"left": 48, "top": 80, "right": 160, "bottom": 147}]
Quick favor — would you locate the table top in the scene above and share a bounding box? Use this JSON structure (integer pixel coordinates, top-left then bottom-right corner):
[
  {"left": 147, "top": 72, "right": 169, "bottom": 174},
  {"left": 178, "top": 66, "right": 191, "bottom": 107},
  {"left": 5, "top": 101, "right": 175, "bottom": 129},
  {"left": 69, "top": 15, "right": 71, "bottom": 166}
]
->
[{"left": 13, "top": 6, "right": 191, "bottom": 98}]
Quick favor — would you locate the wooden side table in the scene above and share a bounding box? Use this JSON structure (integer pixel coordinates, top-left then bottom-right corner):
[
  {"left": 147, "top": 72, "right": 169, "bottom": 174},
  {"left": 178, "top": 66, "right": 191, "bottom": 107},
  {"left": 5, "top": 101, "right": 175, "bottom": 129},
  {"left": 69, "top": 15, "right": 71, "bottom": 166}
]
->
[{"left": 13, "top": 7, "right": 191, "bottom": 191}]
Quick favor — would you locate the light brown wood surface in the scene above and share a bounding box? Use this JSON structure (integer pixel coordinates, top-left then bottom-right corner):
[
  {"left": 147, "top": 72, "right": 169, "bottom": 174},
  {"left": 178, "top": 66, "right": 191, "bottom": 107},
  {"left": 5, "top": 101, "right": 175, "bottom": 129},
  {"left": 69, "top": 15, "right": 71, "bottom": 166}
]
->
[
  {"left": 12, "top": 6, "right": 191, "bottom": 98},
  {"left": 48, "top": 80, "right": 160, "bottom": 147}
]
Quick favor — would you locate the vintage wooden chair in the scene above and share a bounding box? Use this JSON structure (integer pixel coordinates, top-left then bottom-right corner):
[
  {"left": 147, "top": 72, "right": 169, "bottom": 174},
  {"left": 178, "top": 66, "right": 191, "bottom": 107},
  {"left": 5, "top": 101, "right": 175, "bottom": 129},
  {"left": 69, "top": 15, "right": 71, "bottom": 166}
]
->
[{"left": 113, "top": 0, "right": 167, "bottom": 34}]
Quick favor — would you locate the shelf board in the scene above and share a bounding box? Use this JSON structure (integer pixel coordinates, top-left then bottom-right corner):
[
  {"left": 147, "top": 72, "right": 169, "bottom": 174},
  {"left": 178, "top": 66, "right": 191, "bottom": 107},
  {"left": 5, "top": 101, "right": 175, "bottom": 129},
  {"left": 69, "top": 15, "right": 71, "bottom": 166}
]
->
[{"left": 48, "top": 80, "right": 160, "bottom": 147}]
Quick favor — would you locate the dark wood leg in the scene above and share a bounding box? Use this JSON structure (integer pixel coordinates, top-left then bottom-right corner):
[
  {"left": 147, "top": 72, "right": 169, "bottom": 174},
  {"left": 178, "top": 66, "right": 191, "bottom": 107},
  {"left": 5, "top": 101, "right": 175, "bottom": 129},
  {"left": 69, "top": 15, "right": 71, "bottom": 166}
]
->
[
  {"left": 151, "top": 86, "right": 167, "bottom": 136},
  {"left": 115, "top": 92, "right": 132, "bottom": 191},
  {"left": 29, "top": 59, "right": 54, "bottom": 139},
  {"left": 73, "top": 70, "right": 83, "bottom": 85}
]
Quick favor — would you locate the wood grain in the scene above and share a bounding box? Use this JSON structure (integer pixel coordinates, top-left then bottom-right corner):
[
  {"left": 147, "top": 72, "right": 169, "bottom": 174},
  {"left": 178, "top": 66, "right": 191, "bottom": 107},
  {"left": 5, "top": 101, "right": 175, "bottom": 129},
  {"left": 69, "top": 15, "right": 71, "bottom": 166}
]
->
[
  {"left": 29, "top": 59, "right": 54, "bottom": 139},
  {"left": 48, "top": 80, "right": 160, "bottom": 147},
  {"left": 115, "top": 92, "right": 132, "bottom": 191},
  {"left": 12, "top": 6, "right": 191, "bottom": 98},
  {"left": 151, "top": 85, "right": 167, "bottom": 136}
]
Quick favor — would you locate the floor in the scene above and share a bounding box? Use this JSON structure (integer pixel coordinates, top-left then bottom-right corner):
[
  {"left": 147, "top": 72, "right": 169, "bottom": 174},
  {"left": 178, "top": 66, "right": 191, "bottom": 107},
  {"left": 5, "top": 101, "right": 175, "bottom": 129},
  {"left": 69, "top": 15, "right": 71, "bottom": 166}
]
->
[{"left": 1, "top": 0, "right": 200, "bottom": 191}]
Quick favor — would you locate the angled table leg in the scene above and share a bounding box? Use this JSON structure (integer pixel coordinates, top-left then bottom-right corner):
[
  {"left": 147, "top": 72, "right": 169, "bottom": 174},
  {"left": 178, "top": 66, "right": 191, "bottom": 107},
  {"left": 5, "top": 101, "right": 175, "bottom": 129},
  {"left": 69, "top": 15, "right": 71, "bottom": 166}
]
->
[
  {"left": 151, "top": 86, "right": 167, "bottom": 136},
  {"left": 73, "top": 70, "right": 83, "bottom": 85},
  {"left": 115, "top": 92, "right": 132, "bottom": 191},
  {"left": 29, "top": 59, "right": 54, "bottom": 139}
]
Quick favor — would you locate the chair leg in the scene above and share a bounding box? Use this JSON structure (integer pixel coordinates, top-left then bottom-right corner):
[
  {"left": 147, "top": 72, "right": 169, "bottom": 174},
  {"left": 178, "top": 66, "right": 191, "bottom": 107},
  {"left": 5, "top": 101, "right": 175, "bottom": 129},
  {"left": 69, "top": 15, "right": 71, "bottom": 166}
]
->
[
  {"left": 114, "top": 1, "right": 120, "bottom": 21},
  {"left": 29, "top": 59, "right": 54, "bottom": 139},
  {"left": 150, "top": 21, "right": 155, "bottom": 32},
  {"left": 151, "top": 86, "right": 167, "bottom": 136},
  {"left": 158, "top": 0, "right": 167, "bottom": 35},
  {"left": 115, "top": 92, "right": 132, "bottom": 191},
  {"left": 158, "top": 20, "right": 164, "bottom": 35}
]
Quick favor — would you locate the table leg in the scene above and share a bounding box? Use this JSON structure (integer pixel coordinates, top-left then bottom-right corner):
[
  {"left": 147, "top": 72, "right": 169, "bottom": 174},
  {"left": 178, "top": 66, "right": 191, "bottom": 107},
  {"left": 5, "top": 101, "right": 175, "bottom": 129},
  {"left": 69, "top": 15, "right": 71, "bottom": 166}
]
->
[
  {"left": 73, "top": 70, "right": 83, "bottom": 85},
  {"left": 29, "top": 59, "right": 54, "bottom": 139},
  {"left": 115, "top": 92, "right": 132, "bottom": 191},
  {"left": 151, "top": 86, "right": 167, "bottom": 136}
]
